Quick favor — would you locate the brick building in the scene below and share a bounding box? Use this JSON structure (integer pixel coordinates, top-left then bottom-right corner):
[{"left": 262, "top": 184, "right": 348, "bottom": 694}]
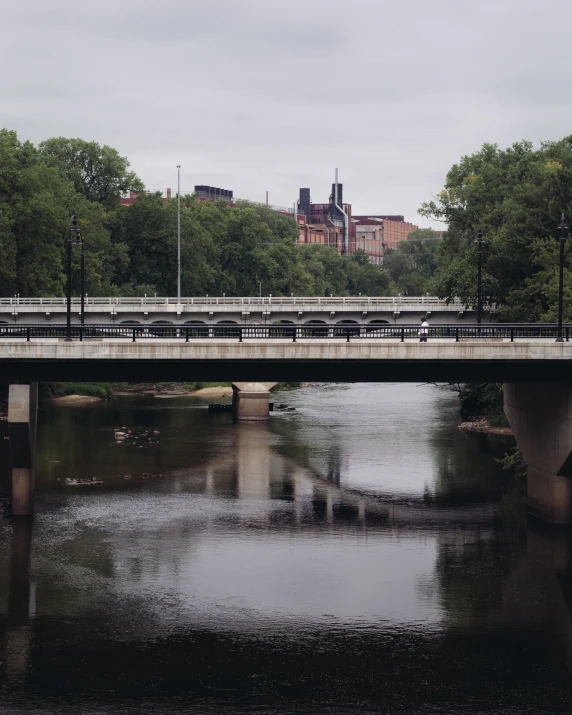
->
[
  {"left": 295, "top": 185, "right": 352, "bottom": 254},
  {"left": 350, "top": 215, "right": 419, "bottom": 264},
  {"left": 120, "top": 181, "right": 424, "bottom": 264}
]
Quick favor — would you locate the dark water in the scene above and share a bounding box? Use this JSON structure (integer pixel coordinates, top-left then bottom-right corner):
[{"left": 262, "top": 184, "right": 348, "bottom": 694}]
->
[{"left": 1, "top": 383, "right": 571, "bottom": 714}]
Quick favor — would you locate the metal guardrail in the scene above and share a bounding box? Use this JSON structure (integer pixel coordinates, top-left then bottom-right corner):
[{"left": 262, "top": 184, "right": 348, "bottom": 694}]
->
[
  {"left": 0, "top": 296, "right": 466, "bottom": 308},
  {"left": 0, "top": 324, "right": 568, "bottom": 342}
]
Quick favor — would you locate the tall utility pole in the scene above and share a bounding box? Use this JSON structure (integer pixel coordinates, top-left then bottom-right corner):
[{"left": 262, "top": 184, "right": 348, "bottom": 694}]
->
[
  {"left": 556, "top": 211, "right": 568, "bottom": 342},
  {"left": 65, "top": 216, "right": 82, "bottom": 341},
  {"left": 177, "top": 165, "right": 181, "bottom": 302}
]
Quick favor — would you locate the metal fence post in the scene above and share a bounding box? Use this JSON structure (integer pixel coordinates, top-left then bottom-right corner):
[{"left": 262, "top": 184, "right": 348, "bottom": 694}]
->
[
  {"left": 567, "top": 327, "right": 570, "bottom": 343},
  {"left": 510, "top": 328, "right": 514, "bottom": 343},
  {"left": 185, "top": 329, "right": 189, "bottom": 343},
  {"left": 455, "top": 327, "right": 459, "bottom": 342},
  {"left": 132, "top": 327, "right": 136, "bottom": 343},
  {"left": 292, "top": 328, "right": 297, "bottom": 343},
  {"left": 26, "top": 326, "right": 30, "bottom": 342},
  {"left": 346, "top": 329, "right": 350, "bottom": 343},
  {"left": 239, "top": 327, "right": 243, "bottom": 343},
  {"left": 79, "top": 326, "right": 83, "bottom": 342},
  {"left": 400, "top": 326, "right": 405, "bottom": 343}
]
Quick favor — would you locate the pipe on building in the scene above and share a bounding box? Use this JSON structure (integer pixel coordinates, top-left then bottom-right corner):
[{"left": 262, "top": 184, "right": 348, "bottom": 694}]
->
[{"left": 334, "top": 168, "right": 349, "bottom": 255}]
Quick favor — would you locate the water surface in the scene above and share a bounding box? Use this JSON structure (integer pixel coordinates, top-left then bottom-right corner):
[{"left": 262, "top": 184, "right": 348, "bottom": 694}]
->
[{"left": 1, "top": 383, "right": 571, "bottom": 714}]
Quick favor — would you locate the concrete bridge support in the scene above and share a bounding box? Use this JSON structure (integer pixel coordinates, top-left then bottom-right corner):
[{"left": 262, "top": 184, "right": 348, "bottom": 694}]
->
[
  {"left": 232, "top": 382, "right": 277, "bottom": 421},
  {"left": 504, "top": 383, "right": 572, "bottom": 523},
  {"left": 7, "top": 384, "right": 38, "bottom": 516}
]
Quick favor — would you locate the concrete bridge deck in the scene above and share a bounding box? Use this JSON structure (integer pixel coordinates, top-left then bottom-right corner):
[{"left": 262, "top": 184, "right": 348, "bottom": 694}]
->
[{"left": 0, "top": 337, "right": 570, "bottom": 383}]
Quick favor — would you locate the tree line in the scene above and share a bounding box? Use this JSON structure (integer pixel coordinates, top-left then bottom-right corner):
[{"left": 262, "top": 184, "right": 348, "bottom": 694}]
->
[
  {"left": 421, "top": 136, "right": 572, "bottom": 321},
  {"left": 4, "top": 127, "right": 570, "bottom": 318},
  {"left": 1, "top": 129, "right": 413, "bottom": 299}
]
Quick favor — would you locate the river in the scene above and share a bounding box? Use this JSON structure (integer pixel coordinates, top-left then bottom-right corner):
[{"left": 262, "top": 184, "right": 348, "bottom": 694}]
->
[{"left": 1, "top": 383, "right": 571, "bottom": 714}]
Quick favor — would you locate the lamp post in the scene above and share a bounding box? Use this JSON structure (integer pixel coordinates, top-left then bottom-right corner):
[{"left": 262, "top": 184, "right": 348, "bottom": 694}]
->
[
  {"left": 177, "top": 165, "right": 181, "bottom": 303},
  {"left": 80, "top": 232, "right": 85, "bottom": 325},
  {"left": 556, "top": 211, "right": 568, "bottom": 342},
  {"left": 476, "top": 231, "right": 484, "bottom": 326},
  {"left": 65, "top": 216, "right": 83, "bottom": 340}
]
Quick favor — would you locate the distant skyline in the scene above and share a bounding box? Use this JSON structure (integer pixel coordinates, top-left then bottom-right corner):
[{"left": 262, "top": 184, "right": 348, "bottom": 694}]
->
[{"left": 3, "top": 0, "right": 572, "bottom": 229}]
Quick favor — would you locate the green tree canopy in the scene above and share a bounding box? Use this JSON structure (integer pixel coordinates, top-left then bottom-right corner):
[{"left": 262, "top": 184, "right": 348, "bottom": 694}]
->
[
  {"left": 420, "top": 137, "right": 572, "bottom": 320},
  {"left": 38, "top": 137, "right": 144, "bottom": 209},
  {"left": 0, "top": 127, "right": 396, "bottom": 299}
]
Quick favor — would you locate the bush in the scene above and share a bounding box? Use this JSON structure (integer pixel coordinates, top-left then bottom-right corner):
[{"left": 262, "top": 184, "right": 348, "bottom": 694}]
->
[
  {"left": 459, "top": 383, "right": 504, "bottom": 419},
  {"left": 496, "top": 447, "right": 527, "bottom": 478},
  {"left": 488, "top": 414, "right": 510, "bottom": 427}
]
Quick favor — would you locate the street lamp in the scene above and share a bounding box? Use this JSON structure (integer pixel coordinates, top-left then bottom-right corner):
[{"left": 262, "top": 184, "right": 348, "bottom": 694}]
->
[
  {"left": 475, "top": 231, "right": 484, "bottom": 326},
  {"left": 556, "top": 211, "right": 568, "bottom": 342},
  {"left": 65, "top": 215, "right": 83, "bottom": 340},
  {"left": 177, "top": 165, "right": 181, "bottom": 303}
]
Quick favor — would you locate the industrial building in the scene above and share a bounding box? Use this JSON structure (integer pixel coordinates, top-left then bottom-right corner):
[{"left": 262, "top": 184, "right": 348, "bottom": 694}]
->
[
  {"left": 120, "top": 179, "right": 423, "bottom": 264},
  {"left": 295, "top": 183, "right": 418, "bottom": 263}
]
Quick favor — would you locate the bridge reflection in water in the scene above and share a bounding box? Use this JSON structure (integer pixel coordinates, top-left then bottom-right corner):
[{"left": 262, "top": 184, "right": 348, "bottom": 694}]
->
[{"left": 1, "top": 391, "right": 572, "bottom": 711}]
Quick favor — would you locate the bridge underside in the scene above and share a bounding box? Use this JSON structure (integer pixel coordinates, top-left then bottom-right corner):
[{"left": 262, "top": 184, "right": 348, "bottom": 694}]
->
[{"left": 0, "top": 358, "right": 570, "bottom": 384}]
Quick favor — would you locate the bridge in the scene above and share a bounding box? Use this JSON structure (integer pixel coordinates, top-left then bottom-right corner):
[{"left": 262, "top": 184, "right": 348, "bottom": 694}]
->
[
  {"left": 2, "top": 322, "right": 572, "bottom": 525},
  {"left": 0, "top": 295, "right": 475, "bottom": 325}
]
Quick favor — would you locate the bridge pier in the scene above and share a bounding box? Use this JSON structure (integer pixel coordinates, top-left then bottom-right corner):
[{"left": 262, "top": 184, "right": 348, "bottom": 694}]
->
[
  {"left": 7, "top": 384, "right": 38, "bottom": 516},
  {"left": 504, "top": 383, "right": 572, "bottom": 524},
  {"left": 231, "top": 382, "right": 277, "bottom": 421}
]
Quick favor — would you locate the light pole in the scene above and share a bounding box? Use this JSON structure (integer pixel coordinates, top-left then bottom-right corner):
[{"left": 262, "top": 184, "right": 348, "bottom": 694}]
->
[
  {"left": 556, "top": 211, "right": 568, "bottom": 342},
  {"left": 79, "top": 227, "right": 85, "bottom": 325},
  {"left": 476, "top": 231, "right": 484, "bottom": 326},
  {"left": 177, "top": 165, "right": 181, "bottom": 303},
  {"left": 65, "top": 216, "right": 83, "bottom": 340}
]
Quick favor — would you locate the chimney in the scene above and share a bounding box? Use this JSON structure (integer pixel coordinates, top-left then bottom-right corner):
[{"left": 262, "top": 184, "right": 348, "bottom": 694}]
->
[{"left": 167, "top": 187, "right": 172, "bottom": 199}]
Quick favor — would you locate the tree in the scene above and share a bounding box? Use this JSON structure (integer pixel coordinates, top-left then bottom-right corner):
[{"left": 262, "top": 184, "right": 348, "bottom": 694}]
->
[
  {"left": 0, "top": 129, "right": 132, "bottom": 297},
  {"left": 398, "top": 228, "right": 440, "bottom": 278},
  {"left": 38, "top": 137, "right": 144, "bottom": 209},
  {"left": 420, "top": 137, "right": 572, "bottom": 320}
]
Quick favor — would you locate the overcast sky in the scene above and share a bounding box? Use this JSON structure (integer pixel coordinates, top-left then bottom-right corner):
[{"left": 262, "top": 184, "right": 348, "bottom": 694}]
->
[{"left": 3, "top": 0, "right": 572, "bottom": 227}]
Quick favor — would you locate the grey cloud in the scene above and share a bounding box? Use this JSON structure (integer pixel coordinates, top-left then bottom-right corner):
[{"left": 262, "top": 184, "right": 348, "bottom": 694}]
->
[{"left": 2, "top": 0, "right": 572, "bottom": 225}]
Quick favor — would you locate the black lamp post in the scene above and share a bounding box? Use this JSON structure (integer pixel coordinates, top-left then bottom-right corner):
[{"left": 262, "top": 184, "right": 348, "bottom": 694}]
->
[
  {"left": 476, "top": 231, "right": 484, "bottom": 326},
  {"left": 65, "top": 216, "right": 83, "bottom": 341},
  {"left": 556, "top": 211, "right": 568, "bottom": 342},
  {"left": 80, "top": 233, "right": 85, "bottom": 325}
]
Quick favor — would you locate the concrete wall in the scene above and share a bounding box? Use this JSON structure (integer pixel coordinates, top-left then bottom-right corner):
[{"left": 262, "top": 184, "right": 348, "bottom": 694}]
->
[
  {"left": 505, "top": 383, "right": 572, "bottom": 523},
  {"left": 1, "top": 339, "right": 571, "bottom": 384},
  {"left": 7, "top": 384, "right": 37, "bottom": 516}
]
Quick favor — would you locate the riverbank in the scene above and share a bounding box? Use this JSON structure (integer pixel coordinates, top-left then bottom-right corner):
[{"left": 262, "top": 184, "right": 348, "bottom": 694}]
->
[
  {"left": 50, "top": 395, "right": 102, "bottom": 405},
  {"left": 155, "top": 386, "right": 233, "bottom": 398},
  {"left": 458, "top": 418, "right": 513, "bottom": 436}
]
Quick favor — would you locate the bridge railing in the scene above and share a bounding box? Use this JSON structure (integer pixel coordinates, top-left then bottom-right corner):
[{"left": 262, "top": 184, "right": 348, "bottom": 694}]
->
[
  {"left": 0, "top": 324, "right": 568, "bottom": 342},
  {"left": 0, "top": 296, "right": 467, "bottom": 308}
]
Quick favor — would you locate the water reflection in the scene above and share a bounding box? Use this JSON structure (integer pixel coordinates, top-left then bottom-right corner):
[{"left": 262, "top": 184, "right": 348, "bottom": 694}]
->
[
  {"left": 2, "top": 518, "right": 33, "bottom": 686},
  {"left": 0, "top": 385, "right": 572, "bottom": 713}
]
